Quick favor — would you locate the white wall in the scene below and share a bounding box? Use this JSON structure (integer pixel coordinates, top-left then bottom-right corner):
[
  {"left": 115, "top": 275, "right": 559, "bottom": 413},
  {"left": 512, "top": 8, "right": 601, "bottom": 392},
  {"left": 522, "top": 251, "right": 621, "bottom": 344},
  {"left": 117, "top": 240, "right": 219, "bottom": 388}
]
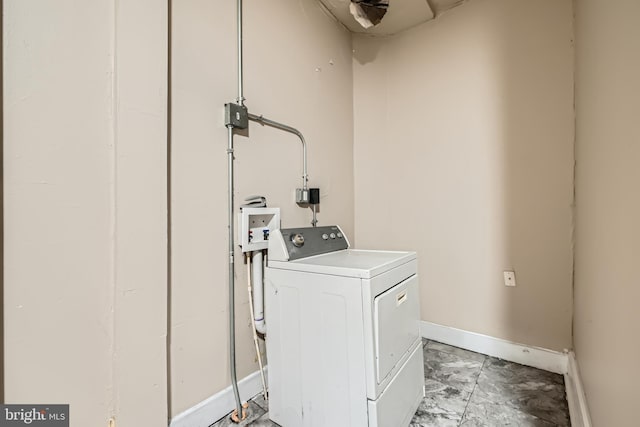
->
[
  {"left": 573, "top": 0, "right": 640, "bottom": 425},
  {"left": 353, "top": 0, "right": 575, "bottom": 351},
  {"left": 170, "top": 0, "right": 354, "bottom": 417},
  {"left": 3, "top": 1, "right": 168, "bottom": 426}
]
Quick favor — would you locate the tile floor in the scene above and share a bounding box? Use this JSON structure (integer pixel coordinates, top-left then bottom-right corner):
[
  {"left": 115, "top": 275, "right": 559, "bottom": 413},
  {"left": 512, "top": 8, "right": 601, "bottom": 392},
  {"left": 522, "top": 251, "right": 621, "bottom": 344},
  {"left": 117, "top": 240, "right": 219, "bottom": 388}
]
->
[{"left": 210, "top": 339, "right": 570, "bottom": 427}]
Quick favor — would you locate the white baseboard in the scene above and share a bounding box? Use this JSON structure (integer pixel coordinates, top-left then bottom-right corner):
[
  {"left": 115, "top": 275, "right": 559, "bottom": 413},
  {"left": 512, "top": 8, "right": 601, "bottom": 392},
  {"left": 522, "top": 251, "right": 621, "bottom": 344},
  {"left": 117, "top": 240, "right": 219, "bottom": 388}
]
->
[
  {"left": 564, "top": 352, "right": 592, "bottom": 427},
  {"left": 169, "top": 367, "right": 268, "bottom": 427},
  {"left": 420, "top": 321, "right": 568, "bottom": 374}
]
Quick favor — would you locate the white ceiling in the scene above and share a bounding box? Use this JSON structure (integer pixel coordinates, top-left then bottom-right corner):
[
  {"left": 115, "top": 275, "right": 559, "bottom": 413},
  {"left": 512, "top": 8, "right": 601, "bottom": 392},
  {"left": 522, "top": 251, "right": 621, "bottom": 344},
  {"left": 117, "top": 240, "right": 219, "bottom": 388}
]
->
[{"left": 319, "top": 0, "right": 469, "bottom": 36}]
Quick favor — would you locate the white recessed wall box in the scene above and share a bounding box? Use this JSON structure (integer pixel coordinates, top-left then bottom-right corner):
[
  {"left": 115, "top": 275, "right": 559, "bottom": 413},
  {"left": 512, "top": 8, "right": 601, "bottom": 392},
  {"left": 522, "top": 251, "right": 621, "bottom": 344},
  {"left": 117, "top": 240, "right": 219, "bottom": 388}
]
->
[{"left": 238, "top": 207, "right": 281, "bottom": 253}]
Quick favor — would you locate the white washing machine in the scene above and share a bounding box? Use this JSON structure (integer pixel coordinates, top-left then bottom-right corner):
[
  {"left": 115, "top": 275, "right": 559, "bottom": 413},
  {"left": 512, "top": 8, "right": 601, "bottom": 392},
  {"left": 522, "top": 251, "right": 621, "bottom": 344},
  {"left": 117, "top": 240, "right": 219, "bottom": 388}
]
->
[{"left": 265, "top": 225, "right": 424, "bottom": 427}]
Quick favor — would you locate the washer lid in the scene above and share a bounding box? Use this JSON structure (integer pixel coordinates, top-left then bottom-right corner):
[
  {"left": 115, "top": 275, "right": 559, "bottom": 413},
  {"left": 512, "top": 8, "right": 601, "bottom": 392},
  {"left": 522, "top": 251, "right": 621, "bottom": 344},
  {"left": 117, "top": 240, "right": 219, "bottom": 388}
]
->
[{"left": 267, "top": 249, "right": 416, "bottom": 279}]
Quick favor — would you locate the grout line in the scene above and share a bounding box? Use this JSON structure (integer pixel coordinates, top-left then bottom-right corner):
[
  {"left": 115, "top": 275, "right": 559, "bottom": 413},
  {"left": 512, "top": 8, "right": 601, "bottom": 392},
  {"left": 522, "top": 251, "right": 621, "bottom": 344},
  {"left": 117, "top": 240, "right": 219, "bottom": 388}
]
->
[
  {"left": 424, "top": 339, "right": 569, "bottom": 426},
  {"left": 458, "top": 383, "right": 477, "bottom": 426},
  {"left": 458, "top": 356, "right": 487, "bottom": 426}
]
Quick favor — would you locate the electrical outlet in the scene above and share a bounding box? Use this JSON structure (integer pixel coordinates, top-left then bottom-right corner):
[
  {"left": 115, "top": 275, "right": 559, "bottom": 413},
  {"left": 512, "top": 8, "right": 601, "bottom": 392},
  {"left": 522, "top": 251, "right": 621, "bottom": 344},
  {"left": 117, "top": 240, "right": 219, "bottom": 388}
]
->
[{"left": 503, "top": 270, "right": 516, "bottom": 287}]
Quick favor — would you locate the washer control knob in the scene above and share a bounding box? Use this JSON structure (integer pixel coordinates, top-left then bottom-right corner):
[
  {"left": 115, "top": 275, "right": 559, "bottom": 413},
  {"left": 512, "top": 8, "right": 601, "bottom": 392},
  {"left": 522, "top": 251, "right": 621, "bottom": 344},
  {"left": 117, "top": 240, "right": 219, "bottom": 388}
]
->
[
  {"left": 322, "top": 233, "right": 329, "bottom": 240},
  {"left": 337, "top": 232, "right": 343, "bottom": 238},
  {"left": 329, "top": 233, "right": 336, "bottom": 239},
  {"left": 291, "top": 233, "right": 305, "bottom": 247}
]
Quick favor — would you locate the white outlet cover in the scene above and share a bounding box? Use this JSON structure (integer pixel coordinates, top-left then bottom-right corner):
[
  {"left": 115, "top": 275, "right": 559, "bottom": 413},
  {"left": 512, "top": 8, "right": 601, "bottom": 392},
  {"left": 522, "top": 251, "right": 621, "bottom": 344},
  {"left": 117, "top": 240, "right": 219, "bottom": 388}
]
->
[{"left": 503, "top": 271, "right": 516, "bottom": 287}]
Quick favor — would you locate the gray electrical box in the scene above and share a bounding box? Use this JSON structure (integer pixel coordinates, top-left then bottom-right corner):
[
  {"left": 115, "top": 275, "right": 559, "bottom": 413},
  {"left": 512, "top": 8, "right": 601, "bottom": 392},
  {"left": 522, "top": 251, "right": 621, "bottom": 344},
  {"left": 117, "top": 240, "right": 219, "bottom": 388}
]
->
[
  {"left": 224, "top": 103, "right": 249, "bottom": 129},
  {"left": 296, "top": 188, "right": 310, "bottom": 204}
]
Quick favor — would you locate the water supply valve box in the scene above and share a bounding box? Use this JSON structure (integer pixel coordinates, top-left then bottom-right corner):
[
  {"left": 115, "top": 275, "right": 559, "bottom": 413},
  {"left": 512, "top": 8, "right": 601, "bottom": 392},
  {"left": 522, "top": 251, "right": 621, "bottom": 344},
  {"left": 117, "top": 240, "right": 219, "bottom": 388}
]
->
[{"left": 238, "top": 207, "right": 281, "bottom": 253}]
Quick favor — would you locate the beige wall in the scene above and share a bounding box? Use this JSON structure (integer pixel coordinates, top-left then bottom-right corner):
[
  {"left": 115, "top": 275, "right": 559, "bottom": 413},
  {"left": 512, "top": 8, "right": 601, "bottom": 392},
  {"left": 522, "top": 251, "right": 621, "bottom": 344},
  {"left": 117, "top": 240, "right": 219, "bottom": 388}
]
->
[
  {"left": 170, "top": 0, "right": 353, "bottom": 417},
  {"left": 353, "top": 0, "right": 574, "bottom": 351},
  {"left": 112, "top": 1, "right": 168, "bottom": 425},
  {"left": 12, "top": 0, "right": 632, "bottom": 425},
  {"left": 3, "top": 1, "right": 168, "bottom": 426},
  {"left": 573, "top": 0, "right": 640, "bottom": 425}
]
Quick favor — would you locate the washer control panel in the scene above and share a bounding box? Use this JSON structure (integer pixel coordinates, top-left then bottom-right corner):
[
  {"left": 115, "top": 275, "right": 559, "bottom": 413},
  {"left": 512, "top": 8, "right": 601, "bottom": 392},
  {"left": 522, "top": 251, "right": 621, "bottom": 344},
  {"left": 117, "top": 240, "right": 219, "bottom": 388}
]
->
[{"left": 277, "top": 225, "right": 348, "bottom": 261}]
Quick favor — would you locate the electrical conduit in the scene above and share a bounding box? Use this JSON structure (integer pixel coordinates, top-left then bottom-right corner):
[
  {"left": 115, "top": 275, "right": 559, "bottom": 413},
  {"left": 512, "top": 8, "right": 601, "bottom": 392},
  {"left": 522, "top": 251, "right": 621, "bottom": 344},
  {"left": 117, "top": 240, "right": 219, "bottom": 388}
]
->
[
  {"left": 227, "top": 0, "right": 244, "bottom": 422},
  {"left": 247, "top": 113, "right": 308, "bottom": 192},
  {"left": 227, "top": 125, "right": 243, "bottom": 421}
]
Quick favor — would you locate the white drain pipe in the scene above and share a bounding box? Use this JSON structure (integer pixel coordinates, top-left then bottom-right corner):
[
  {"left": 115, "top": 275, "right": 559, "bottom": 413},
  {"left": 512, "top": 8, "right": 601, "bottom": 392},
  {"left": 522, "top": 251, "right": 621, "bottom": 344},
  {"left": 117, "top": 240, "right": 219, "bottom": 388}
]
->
[
  {"left": 247, "top": 253, "right": 268, "bottom": 400},
  {"left": 252, "top": 251, "right": 266, "bottom": 335}
]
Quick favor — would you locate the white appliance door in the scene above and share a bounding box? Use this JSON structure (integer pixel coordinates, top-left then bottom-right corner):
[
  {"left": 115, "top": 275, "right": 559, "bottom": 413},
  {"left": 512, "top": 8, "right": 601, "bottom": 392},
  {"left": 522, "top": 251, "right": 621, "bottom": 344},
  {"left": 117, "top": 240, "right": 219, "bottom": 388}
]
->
[
  {"left": 367, "top": 342, "right": 424, "bottom": 427},
  {"left": 374, "top": 274, "right": 420, "bottom": 384}
]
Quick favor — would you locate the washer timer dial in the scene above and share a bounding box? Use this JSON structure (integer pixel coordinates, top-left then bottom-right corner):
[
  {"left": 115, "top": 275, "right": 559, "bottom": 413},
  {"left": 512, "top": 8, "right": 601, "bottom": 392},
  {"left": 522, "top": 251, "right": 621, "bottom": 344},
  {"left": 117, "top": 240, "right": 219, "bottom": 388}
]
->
[{"left": 291, "top": 233, "right": 305, "bottom": 247}]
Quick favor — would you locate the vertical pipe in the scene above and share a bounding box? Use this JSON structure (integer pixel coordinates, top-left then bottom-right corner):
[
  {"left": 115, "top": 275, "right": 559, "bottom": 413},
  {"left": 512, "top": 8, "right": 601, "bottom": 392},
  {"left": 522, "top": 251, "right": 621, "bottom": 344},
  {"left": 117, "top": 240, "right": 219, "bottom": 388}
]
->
[
  {"left": 312, "top": 204, "right": 317, "bottom": 227},
  {"left": 251, "top": 251, "right": 266, "bottom": 334},
  {"left": 228, "top": 0, "right": 244, "bottom": 421},
  {"left": 236, "top": 0, "right": 244, "bottom": 106},
  {"left": 166, "top": 0, "right": 173, "bottom": 420},
  {"left": 227, "top": 125, "right": 242, "bottom": 419},
  {"left": 247, "top": 254, "right": 268, "bottom": 400}
]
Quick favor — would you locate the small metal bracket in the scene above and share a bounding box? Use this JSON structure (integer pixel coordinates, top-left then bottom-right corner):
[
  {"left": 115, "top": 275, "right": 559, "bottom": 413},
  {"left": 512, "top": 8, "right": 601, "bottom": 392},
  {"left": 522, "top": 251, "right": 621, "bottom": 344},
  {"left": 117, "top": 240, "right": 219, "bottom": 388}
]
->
[{"left": 225, "top": 103, "right": 249, "bottom": 129}]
